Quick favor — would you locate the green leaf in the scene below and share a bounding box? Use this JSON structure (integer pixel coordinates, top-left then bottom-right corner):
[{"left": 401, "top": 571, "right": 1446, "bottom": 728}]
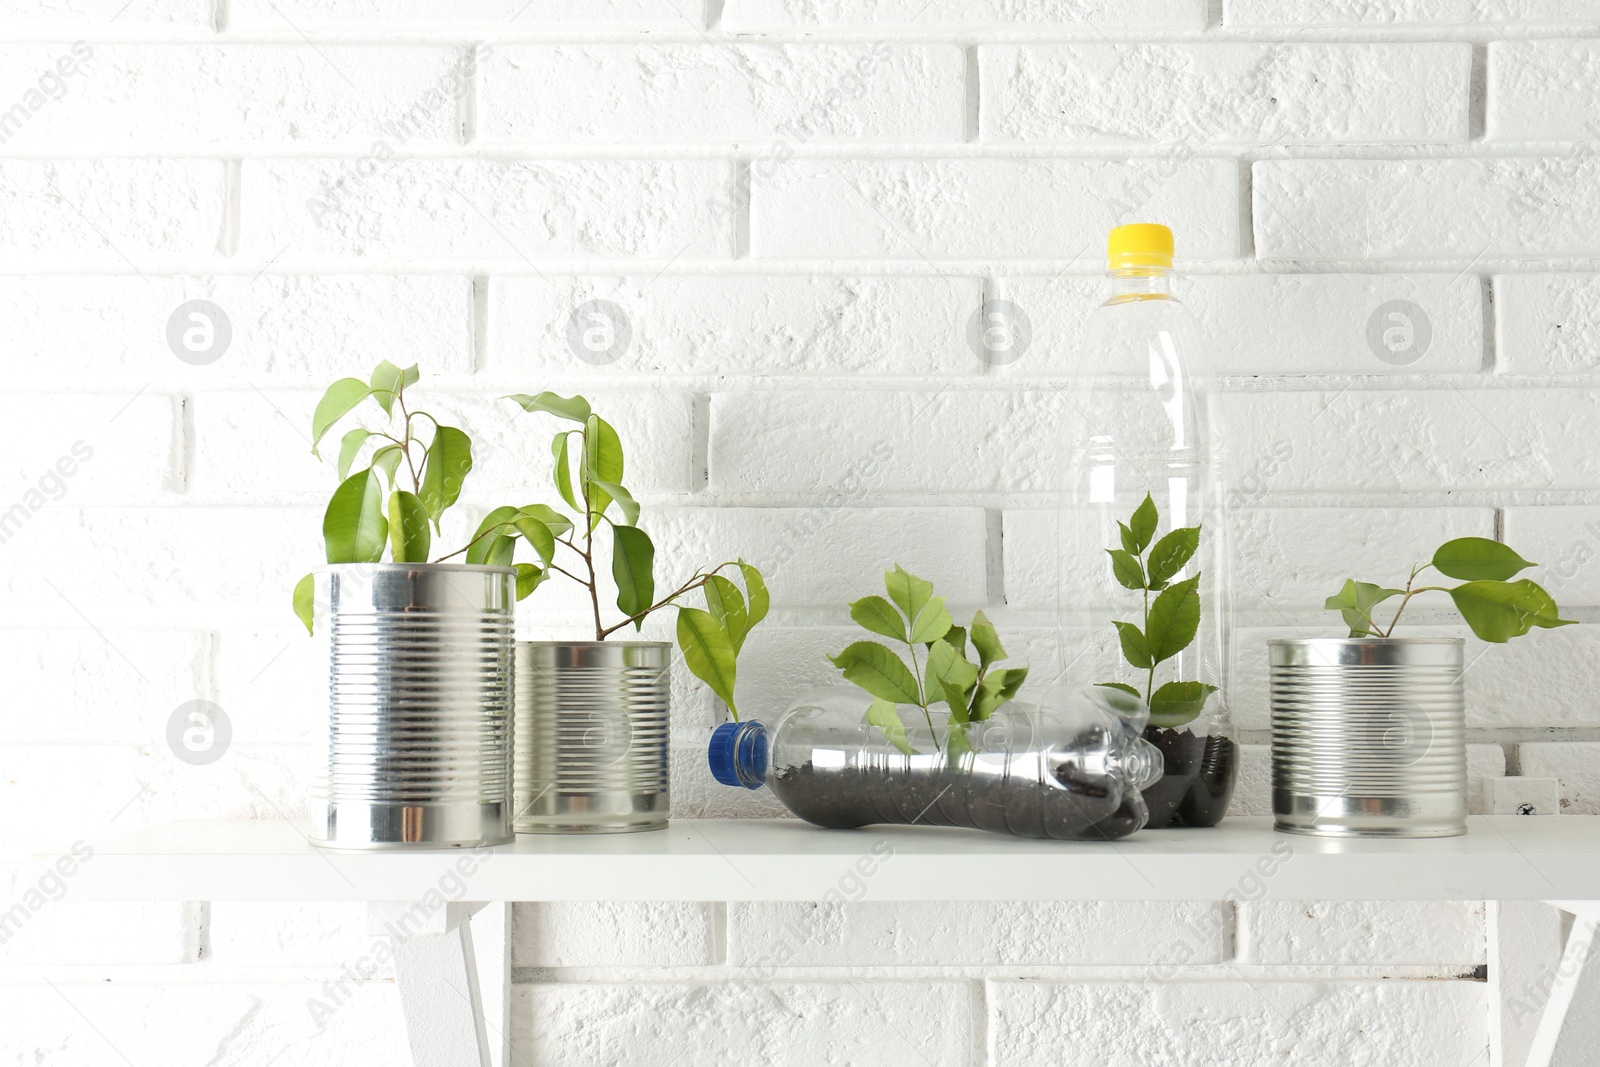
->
[
  {"left": 506, "top": 391, "right": 591, "bottom": 423},
  {"left": 1129, "top": 493, "right": 1158, "bottom": 553},
  {"left": 941, "top": 625, "right": 968, "bottom": 657},
  {"left": 336, "top": 428, "right": 373, "bottom": 481},
  {"left": 293, "top": 573, "right": 315, "bottom": 635},
  {"left": 1107, "top": 549, "right": 1146, "bottom": 591},
  {"left": 1147, "top": 526, "right": 1200, "bottom": 587},
  {"left": 1113, "top": 621, "right": 1152, "bottom": 670},
  {"left": 1432, "top": 537, "right": 1538, "bottom": 582},
  {"left": 678, "top": 607, "right": 739, "bottom": 717},
  {"left": 519, "top": 503, "right": 574, "bottom": 539},
  {"left": 311, "top": 378, "right": 373, "bottom": 457},
  {"left": 368, "top": 360, "right": 417, "bottom": 416},
  {"left": 1324, "top": 578, "right": 1404, "bottom": 637},
  {"left": 938, "top": 679, "right": 971, "bottom": 726},
  {"left": 466, "top": 506, "right": 519, "bottom": 566},
  {"left": 1097, "top": 682, "right": 1142, "bottom": 698},
  {"left": 418, "top": 425, "right": 473, "bottom": 525},
  {"left": 551, "top": 432, "right": 579, "bottom": 511},
  {"left": 583, "top": 416, "right": 624, "bottom": 527},
  {"left": 739, "top": 561, "right": 770, "bottom": 629},
  {"left": 923, "top": 637, "right": 979, "bottom": 705},
  {"left": 850, "top": 594, "right": 907, "bottom": 642},
  {"left": 907, "top": 595, "right": 953, "bottom": 644},
  {"left": 866, "top": 698, "right": 914, "bottom": 756},
  {"left": 883, "top": 565, "right": 934, "bottom": 631},
  {"left": 968, "top": 610, "right": 1005, "bottom": 668},
  {"left": 1448, "top": 580, "right": 1577, "bottom": 643},
  {"left": 323, "top": 467, "right": 388, "bottom": 563},
  {"left": 1118, "top": 521, "right": 1139, "bottom": 556},
  {"left": 513, "top": 563, "right": 544, "bottom": 600},
  {"left": 370, "top": 444, "right": 403, "bottom": 486},
  {"left": 387, "top": 489, "right": 431, "bottom": 563},
  {"left": 1149, "top": 680, "right": 1217, "bottom": 729},
  {"left": 972, "top": 666, "right": 1029, "bottom": 721},
  {"left": 589, "top": 480, "right": 639, "bottom": 526},
  {"left": 827, "top": 640, "right": 922, "bottom": 706},
  {"left": 611, "top": 525, "right": 656, "bottom": 628},
  {"left": 512, "top": 516, "right": 555, "bottom": 565},
  {"left": 1146, "top": 575, "right": 1202, "bottom": 666},
  {"left": 705, "top": 574, "right": 750, "bottom": 652}
]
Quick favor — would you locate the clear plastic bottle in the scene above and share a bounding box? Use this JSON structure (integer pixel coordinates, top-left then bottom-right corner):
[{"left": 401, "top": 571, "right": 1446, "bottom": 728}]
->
[
  {"left": 707, "top": 687, "right": 1164, "bottom": 841},
  {"left": 1060, "top": 223, "right": 1238, "bottom": 828}
]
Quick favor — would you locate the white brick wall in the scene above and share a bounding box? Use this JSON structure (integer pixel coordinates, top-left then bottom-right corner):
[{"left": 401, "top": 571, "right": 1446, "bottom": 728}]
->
[{"left": 2, "top": 2, "right": 1592, "bottom": 1064}]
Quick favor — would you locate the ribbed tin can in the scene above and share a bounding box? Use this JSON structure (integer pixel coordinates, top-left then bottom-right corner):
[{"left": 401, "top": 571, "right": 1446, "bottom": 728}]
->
[
  {"left": 513, "top": 641, "right": 670, "bottom": 834},
  {"left": 310, "top": 564, "right": 516, "bottom": 849},
  {"left": 1269, "top": 638, "right": 1466, "bottom": 838}
]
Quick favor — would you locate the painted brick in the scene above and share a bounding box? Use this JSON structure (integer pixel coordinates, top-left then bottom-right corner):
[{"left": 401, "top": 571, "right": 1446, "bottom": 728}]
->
[
  {"left": 751, "top": 158, "right": 1240, "bottom": 260},
  {"left": 190, "top": 388, "right": 696, "bottom": 504},
  {"left": 724, "top": 0, "right": 1206, "bottom": 30},
  {"left": 1490, "top": 40, "right": 1600, "bottom": 141},
  {"left": 514, "top": 980, "right": 976, "bottom": 1066},
  {"left": 728, "top": 901, "right": 1226, "bottom": 966},
  {"left": 1517, "top": 742, "right": 1600, "bottom": 812},
  {"left": 1255, "top": 158, "right": 1600, "bottom": 259},
  {"left": 239, "top": 159, "right": 735, "bottom": 261},
  {"left": 228, "top": 0, "right": 702, "bottom": 27},
  {"left": 0, "top": 275, "right": 473, "bottom": 386},
  {"left": 1002, "top": 506, "right": 1492, "bottom": 613},
  {"left": 1503, "top": 505, "right": 1600, "bottom": 604},
  {"left": 0, "top": 628, "right": 208, "bottom": 743},
  {"left": 0, "top": 160, "right": 223, "bottom": 262},
  {"left": 995, "top": 272, "right": 1483, "bottom": 377},
  {"left": 983, "top": 44, "right": 1469, "bottom": 145},
  {"left": 208, "top": 901, "right": 388, "bottom": 971},
  {"left": 0, "top": 45, "right": 465, "bottom": 148},
  {"left": 0, "top": 394, "right": 178, "bottom": 504},
  {"left": 1232, "top": 743, "right": 1272, "bottom": 817},
  {"left": 0, "top": 981, "right": 407, "bottom": 1066},
  {"left": 215, "top": 628, "right": 317, "bottom": 745},
  {"left": 988, "top": 979, "right": 1487, "bottom": 1065},
  {"left": 1494, "top": 273, "right": 1600, "bottom": 375},
  {"left": 487, "top": 274, "right": 982, "bottom": 378},
  {"left": 0, "top": 0, "right": 209, "bottom": 26},
  {"left": 512, "top": 902, "right": 716, "bottom": 967},
  {"left": 482, "top": 45, "right": 965, "bottom": 144},
  {"left": 0, "top": 901, "right": 196, "bottom": 965},
  {"left": 1225, "top": 0, "right": 1600, "bottom": 25},
  {"left": 1239, "top": 901, "right": 1485, "bottom": 966}
]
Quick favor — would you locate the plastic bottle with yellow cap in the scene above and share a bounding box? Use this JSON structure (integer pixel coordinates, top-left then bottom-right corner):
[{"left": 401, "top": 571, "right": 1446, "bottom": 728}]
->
[{"left": 1055, "top": 222, "right": 1239, "bottom": 829}]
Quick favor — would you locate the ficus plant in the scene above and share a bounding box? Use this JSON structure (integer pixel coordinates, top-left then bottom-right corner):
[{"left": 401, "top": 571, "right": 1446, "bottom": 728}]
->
[
  {"left": 829, "top": 565, "right": 1029, "bottom": 756},
  {"left": 292, "top": 362, "right": 480, "bottom": 631},
  {"left": 1097, "top": 494, "right": 1217, "bottom": 730},
  {"left": 1326, "top": 537, "right": 1575, "bottom": 642},
  {"left": 493, "top": 392, "right": 769, "bottom": 720}
]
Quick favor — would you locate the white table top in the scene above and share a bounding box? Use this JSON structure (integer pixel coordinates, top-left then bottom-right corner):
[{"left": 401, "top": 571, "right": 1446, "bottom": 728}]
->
[{"left": 39, "top": 816, "right": 1600, "bottom": 903}]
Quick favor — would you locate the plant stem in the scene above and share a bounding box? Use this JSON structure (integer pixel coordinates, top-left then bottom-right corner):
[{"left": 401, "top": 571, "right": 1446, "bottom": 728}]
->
[
  {"left": 396, "top": 392, "right": 421, "bottom": 493},
  {"left": 579, "top": 450, "right": 603, "bottom": 640},
  {"left": 1143, "top": 585, "right": 1153, "bottom": 703},
  {"left": 905, "top": 639, "right": 940, "bottom": 754}
]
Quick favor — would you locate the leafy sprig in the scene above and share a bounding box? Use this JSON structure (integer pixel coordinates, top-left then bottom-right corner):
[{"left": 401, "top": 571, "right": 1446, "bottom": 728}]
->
[
  {"left": 1097, "top": 493, "right": 1217, "bottom": 729},
  {"left": 829, "top": 565, "right": 1028, "bottom": 754},
  {"left": 1327, "top": 537, "right": 1575, "bottom": 643}
]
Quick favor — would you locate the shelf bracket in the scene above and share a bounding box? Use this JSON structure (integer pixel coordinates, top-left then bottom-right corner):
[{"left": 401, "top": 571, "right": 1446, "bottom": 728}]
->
[
  {"left": 1524, "top": 901, "right": 1600, "bottom": 1067},
  {"left": 368, "top": 901, "right": 510, "bottom": 1067}
]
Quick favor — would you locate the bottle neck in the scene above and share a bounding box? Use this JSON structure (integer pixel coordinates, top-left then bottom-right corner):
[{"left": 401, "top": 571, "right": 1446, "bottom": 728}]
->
[{"left": 1108, "top": 267, "right": 1173, "bottom": 299}]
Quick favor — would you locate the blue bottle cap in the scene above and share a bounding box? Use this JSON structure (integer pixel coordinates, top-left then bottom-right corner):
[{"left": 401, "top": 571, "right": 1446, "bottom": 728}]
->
[{"left": 707, "top": 721, "right": 766, "bottom": 789}]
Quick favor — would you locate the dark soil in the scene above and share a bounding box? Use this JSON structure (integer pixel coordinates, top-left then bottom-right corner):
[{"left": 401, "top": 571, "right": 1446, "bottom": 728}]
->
[
  {"left": 1139, "top": 727, "right": 1238, "bottom": 828},
  {"left": 768, "top": 758, "right": 1149, "bottom": 841}
]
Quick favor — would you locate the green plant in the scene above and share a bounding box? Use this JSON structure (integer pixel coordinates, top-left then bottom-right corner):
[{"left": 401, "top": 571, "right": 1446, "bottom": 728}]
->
[
  {"left": 292, "top": 362, "right": 480, "bottom": 631},
  {"left": 493, "top": 392, "right": 769, "bottom": 719},
  {"left": 1097, "top": 493, "right": 1216, "bottom": 730},
  {"left": 828, "top": 565, "right": 1028, "bottom": 755},
  {"left": 1326, "top": 537, "right": 1575, "bottom": 642}
]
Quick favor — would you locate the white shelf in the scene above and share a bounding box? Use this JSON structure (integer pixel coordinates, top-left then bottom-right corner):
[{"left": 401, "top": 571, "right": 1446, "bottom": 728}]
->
[{"left": 42, "top": 816, "right": 1600, "bottom": 903}]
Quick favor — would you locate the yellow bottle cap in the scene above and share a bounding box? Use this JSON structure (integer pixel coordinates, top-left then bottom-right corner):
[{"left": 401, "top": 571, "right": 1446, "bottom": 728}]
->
[{"left": 1108, "top": 223, "right": 1173, "bottom": 270}]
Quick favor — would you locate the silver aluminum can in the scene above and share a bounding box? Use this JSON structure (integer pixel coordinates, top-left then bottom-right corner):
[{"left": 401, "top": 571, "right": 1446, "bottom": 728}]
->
[
  {"left": 310, "top": 563, "right": 515, "bottom": 849},
  {"left": 514, "top": 641, "right": 670, "bottom": 834},
  {"left": 1269, "top": 638, "right": 1466, "bottom": 838}
]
